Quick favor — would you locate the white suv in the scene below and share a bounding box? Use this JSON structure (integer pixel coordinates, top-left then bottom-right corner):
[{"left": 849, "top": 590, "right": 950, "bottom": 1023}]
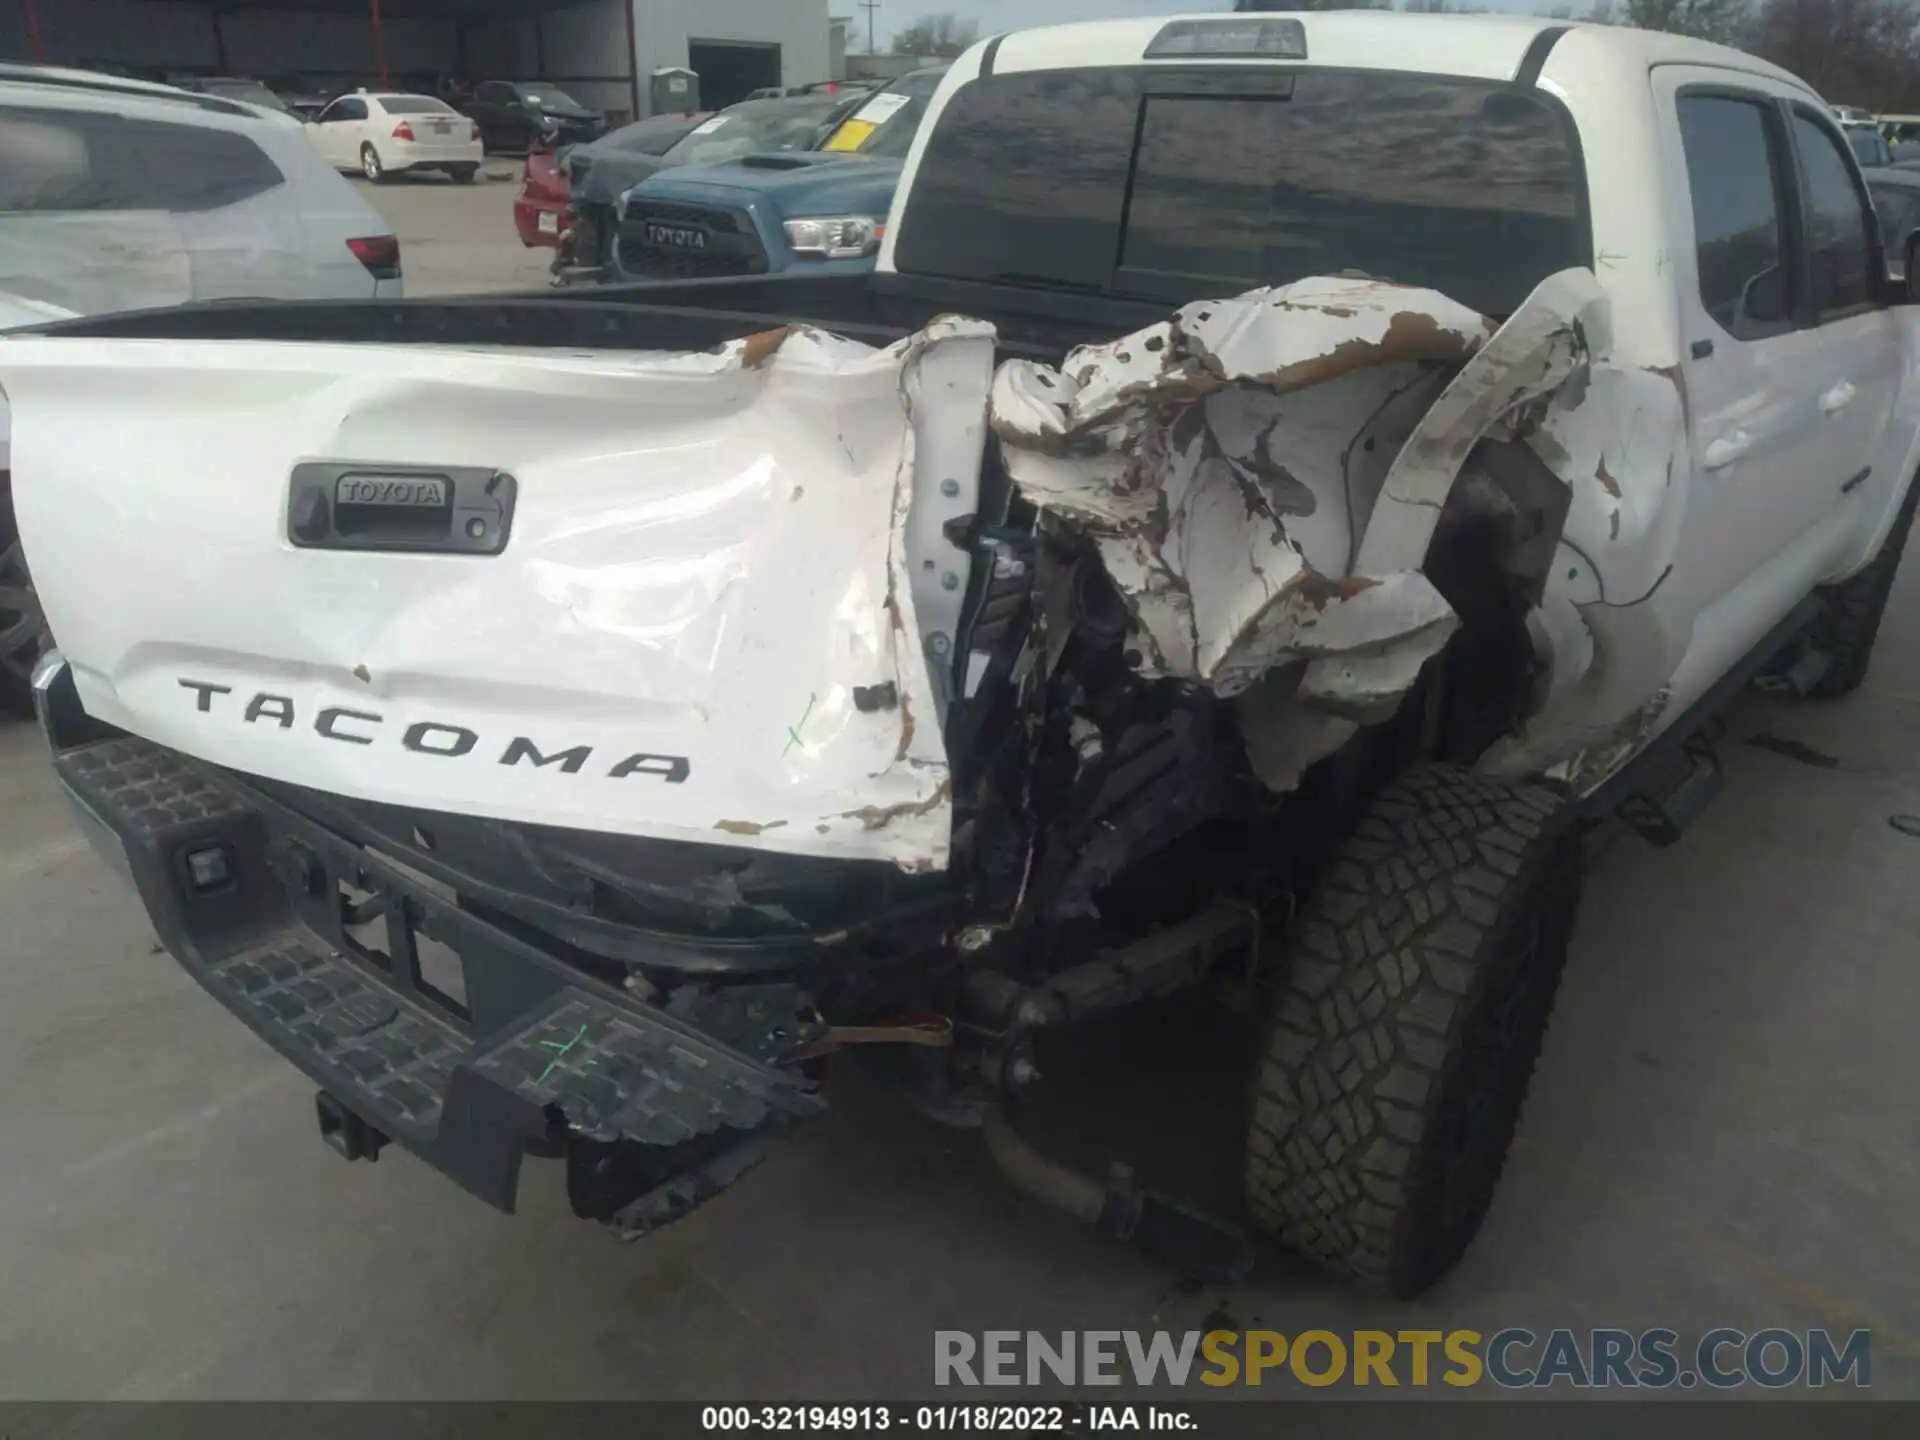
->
[{"left": 0, "top": 62, "right": 405, "bottom": 711}]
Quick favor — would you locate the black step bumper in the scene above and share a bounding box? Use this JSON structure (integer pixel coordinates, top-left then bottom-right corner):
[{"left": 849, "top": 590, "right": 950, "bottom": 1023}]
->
[{"left": 33, "top": 656, "right": 823, "bottom": 1223}]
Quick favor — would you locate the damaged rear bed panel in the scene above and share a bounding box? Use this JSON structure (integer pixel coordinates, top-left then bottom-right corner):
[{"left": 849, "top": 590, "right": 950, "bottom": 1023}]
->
[
  {"left": 7, "top": 267, "right": 1693, "bottom": 874},
  {"left": 3, "top": 323, "right": 991, "bottom": 868}
]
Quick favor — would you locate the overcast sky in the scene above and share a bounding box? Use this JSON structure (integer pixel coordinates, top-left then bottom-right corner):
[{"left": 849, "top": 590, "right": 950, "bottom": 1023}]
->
[{"left": 836, "top": 0, "right": 1543, "bottom": 48}]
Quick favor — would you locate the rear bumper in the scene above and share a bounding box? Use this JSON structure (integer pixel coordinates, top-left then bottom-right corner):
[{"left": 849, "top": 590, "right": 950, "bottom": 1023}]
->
[
  {"left": 513, "top": 191, "right": 568, "bottom": 248},
  {"left": 389, "top": 143, "right": 483, "bottom": 171},
  {"left": 33, "top": 654, "right": 823, "bottom": 1226}
]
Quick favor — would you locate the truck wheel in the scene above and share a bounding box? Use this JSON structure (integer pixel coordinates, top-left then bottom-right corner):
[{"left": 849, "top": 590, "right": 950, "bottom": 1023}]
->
[
  {"left": 1245, "top": 765, "right": 1580, "bottom": 1297},
  {"left": 1805, "top": 476, "right": 1919, "bottom": 699},
  {"left": 1, "top": 483, "right": 45, "bottom": 717}
]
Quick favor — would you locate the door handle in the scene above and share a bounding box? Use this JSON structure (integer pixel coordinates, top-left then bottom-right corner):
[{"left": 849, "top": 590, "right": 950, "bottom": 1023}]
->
[
  {"left": 1704, "top": 430, "right": 1753, "bottom": 470},
  {"left": 1819, "top": 381, "right": 1857, "bottom": 414}
]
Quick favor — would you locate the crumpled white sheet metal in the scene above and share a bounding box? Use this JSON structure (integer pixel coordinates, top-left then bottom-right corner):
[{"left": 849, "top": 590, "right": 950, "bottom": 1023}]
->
[
  {"left": 990, "top": 277, "right": 1495, "bottom": 702},
  {"left": 990, "top": 269, "right": 1663, "bottom": 788},
  {"left": 2, "top": 321, "right": 992, "bottom": 869}
]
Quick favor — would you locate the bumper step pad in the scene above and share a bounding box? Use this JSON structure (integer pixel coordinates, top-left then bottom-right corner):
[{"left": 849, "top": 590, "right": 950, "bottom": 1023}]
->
[{"left": 54, "top": 735, "right": 823, "bottom": 1214}]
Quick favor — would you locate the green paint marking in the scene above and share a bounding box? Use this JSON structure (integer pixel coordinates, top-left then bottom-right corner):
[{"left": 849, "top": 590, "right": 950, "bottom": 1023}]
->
[
  {"left": 533, "top": 1024, "right": 587, "bottom": 1086},
  {"left": 784, "top": 692, "right": 818, "bottom": 756},
  {"left": 1596, "top": 249, "right": 1629, "bottom": 271}
]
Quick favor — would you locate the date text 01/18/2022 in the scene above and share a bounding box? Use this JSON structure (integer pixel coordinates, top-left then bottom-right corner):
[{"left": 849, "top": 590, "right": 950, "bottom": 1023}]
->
[{"left": 700, "top": 1406, "right": 1198, "bottom": 1432}]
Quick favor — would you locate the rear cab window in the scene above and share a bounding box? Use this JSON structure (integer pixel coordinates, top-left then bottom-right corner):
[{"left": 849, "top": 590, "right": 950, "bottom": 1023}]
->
[
  {"left": 893, "top": 67, "right": 1589, "bottom": 315},
  {"left": 378, "top": 97, "right": 457, "bottom": 116}
]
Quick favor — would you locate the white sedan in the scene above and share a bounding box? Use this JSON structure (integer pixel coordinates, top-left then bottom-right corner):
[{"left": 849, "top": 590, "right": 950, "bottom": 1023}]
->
[{"left": 306, "top": 91, "right": 483, "bottom": 183}]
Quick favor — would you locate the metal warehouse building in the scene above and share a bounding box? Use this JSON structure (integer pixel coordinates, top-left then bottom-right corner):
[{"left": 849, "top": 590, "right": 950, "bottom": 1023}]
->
[{"left": 0, "top": 0, "right": 831, "bottom": 122}]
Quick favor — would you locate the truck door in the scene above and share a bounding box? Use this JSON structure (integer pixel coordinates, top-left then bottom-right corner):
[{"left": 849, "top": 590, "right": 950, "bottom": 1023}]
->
[{"left": 1657, "top": 71, "right": 1871, "bottom": 649}]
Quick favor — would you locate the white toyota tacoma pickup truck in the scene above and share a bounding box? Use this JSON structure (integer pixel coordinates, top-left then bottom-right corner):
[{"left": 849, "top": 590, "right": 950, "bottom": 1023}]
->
[{"left": 6, "top": 14, "right": 1916, "bottom": 1296}]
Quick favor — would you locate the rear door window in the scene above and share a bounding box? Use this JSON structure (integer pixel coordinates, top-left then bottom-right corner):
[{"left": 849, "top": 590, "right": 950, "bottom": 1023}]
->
[
  {"left": 1675, "top": 94, "right": 1793, "bottom": 338},
  {"left": 0, "top": 107, "right": 285, "bottom": 213},
  {"left": 894, "top": 68, "right": 1588, "bottom": 314}
]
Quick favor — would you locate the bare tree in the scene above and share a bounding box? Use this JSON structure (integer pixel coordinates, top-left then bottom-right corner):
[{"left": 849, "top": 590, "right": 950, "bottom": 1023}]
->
[
  {"left": 1620, "top": 0, "right": 1751, "bottom": 42},
  {"left": 891, "top": 12, "right": 980, "bottom": 56},
  {"left": 1746, "top": 0, "right": 1920, "bottom": 110}
]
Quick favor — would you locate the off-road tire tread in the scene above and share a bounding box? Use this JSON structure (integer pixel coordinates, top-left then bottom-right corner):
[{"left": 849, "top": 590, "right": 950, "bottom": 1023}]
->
[
  {"left": 1808, "top": 476, "right": 1919, "bottom": 699},
  {"left": 1244, "top": 764, "right": 1577, "bottom": 1296}
]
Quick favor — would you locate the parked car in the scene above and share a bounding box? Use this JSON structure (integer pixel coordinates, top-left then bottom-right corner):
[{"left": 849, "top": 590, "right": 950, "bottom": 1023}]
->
[
  {"left": 514, "top": 111, "right": 708, "bottom": 252},
  {"left": 257, "top": 70, "right": 334, "bottom": 120},
  {"left": 464, "top": 79, "right": 603, "bottom": 153},
  {"left": 305, "top": 91, "right": 483, "bottom": 183},
  {"left": 1881, "top": 114, "right": 1920, "bottom": 165},
  {"left": 1865, "top": 165, "right": 1920, "bottom": 278},
  {"left": 1843, "top": 120, "right": 1893, "bottom": 168},
  {"left": 609, "top": 68, "right": 944, "bottom": 283},
  {"left": 562, "top": 91, "right": 868, "bottom": 273},
  {"left": 8, "top": 16, "right": 1920, "bottom": 1301},
  {"left": 0, "top": 62, "right": 401, "bottom": 713},
  {"left": 174, "top": 75, "right": 295, "bottom": 116}
]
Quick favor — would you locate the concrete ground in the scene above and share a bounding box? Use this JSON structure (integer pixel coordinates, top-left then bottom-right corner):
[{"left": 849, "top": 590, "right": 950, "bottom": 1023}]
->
[
  {"left": 352, "top": 165, "right": 557, "bottom": 298},
  {"left": 2, "top": 184, "right": 1919, "bottom": 1402}
]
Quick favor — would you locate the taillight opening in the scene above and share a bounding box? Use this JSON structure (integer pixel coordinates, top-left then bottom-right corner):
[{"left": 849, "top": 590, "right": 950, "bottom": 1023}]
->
[
  {"left": 347, "top": 235, "right": 402, "bottom": 281},
  {"left": 392, "top": 121, "right": 416, "bottom": 142}
]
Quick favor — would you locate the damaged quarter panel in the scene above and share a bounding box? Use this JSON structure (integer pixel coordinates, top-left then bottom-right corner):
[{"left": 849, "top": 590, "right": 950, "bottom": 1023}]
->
[
  {"left": 990, "top": 268, "right": 1703, "bottom": 792},
  {"left": 2, "top": 323, "right": 994, "bottom": 869},
  {"left": 990, "top": 279, "right": 1487, "bottom": 701}
]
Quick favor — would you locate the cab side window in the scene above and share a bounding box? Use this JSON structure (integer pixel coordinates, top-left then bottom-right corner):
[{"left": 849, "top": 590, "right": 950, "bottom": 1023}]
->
[
  {"left": 1677, "top": 93, "right": 1792, "bottom": 339},
  {"left": 1791, "top": 111, "right": 1877, "bottom": 319}
]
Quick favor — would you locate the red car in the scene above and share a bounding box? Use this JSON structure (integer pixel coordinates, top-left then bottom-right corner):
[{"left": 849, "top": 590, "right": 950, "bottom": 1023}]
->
[
  {"left": 513, "top": 111, "right": 712, "bottom": 259},
  {"left": 512, "top": 145, "right": 570, "bottom": 249}
]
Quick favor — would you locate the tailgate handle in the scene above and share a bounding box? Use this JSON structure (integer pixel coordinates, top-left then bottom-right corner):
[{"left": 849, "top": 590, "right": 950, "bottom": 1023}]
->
[{"left": 288, "top": 462, "right": 516, "bottom": 555}]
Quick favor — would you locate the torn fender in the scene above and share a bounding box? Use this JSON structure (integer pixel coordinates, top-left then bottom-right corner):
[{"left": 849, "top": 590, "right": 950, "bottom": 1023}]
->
[
  {"left": 991, "top": 278, "right": 1491, "bottom": 697},
  {"left": 991, "top": 274, "right": 1635, "bottom": 730}
]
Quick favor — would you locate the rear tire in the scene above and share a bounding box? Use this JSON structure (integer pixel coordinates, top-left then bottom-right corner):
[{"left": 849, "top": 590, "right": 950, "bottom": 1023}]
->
[
  {"left": 360, "top": 145, "right": 388, "bottom": 184},
  {"left": 451, "top": 165, "right": 478, "bottom": 184},
  {"left": 1244, "top": 764, "right": 1580, "bottom": 1297},
  {"left": 0, "top": 477, "right": 47, "bottom": 719},
  {"left": 1804, "top": 476, "right": 1919, "bottom": 699}
]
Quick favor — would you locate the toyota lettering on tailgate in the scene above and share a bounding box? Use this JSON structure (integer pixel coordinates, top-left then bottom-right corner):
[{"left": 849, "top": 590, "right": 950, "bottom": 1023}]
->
[
  {"left": 336, "top": 475, "right": 449, "bottom": 508},
  {"left": 644, "top": 222, "right": 707, "bottom": 250}
]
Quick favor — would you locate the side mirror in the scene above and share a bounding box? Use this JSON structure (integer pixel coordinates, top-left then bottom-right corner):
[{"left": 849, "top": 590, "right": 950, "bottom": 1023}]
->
[{"left": 1738, "top": 263, "right": 1786, "bottom": 325}]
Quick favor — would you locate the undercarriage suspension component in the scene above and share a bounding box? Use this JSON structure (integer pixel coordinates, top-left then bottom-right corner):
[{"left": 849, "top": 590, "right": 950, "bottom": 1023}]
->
[{"left": 957, "top": 901, "right": 1259, "bottom": 1092}]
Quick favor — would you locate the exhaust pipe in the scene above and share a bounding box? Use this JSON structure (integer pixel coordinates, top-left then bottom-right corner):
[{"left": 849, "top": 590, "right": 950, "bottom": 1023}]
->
[{"left": 982, "top": 1107, "right": 1253, "bottom": 1282}]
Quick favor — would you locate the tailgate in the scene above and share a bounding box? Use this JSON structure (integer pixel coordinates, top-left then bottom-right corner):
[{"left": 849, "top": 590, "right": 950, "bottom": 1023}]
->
[{"left": 1, "top": 321, "right": 993, "bottom": 869}]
